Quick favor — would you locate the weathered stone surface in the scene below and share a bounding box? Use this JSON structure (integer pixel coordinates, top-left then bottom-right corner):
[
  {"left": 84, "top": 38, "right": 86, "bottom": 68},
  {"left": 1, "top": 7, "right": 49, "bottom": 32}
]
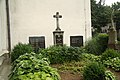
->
[{"left": 108, "top": 26, "right": 118, "bottom": 49}]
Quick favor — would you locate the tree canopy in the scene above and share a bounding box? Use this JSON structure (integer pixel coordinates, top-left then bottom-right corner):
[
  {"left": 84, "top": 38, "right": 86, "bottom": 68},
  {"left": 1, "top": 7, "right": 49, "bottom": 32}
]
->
[
  {"left": 91, "top": 0, "right": 120, "bottom": 32},
  {"left": 112, "top": 2, "right": 120, "bottom": 29}
]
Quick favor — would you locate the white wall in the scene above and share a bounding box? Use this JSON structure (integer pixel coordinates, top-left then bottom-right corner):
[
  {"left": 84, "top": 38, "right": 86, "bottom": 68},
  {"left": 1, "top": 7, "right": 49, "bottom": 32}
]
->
[
  {"left": 9, "top": 0, "right": 92, "bottom": 48},
  {"left": 0, "top": 0, "right": 8, "bottom": 54}
]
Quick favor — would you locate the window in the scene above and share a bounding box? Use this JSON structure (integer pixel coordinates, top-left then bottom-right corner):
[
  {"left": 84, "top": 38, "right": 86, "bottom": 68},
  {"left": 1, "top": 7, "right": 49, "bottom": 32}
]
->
[
  {"left": 70, "top": 36, "right": 83, "bottom": 47},
  {"left": 29, "top": 36, "right": 45, "bottom": 52}
]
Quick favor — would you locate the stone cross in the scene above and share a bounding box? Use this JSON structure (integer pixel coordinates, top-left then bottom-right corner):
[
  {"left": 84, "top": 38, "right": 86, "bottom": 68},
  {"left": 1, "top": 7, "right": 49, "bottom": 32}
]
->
[{"left": 53, "top": 12, "right": 62, "bottom": 31}]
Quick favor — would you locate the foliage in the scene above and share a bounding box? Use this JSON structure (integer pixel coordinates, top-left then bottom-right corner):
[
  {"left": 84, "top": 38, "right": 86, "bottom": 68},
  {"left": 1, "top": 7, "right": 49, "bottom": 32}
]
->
[
  {"left": 81, "top": 49, "right": 120, "bottom": 72},
  {"left": 39, "top": 45, "right": 85, "bottom": 64},
  {"left": 101, "top": 49, "right": 120, "bottom": 61},
  {"left": 103, "top": 57, "right": 120, "bottom": 71},
  {"left": 81, "top": 53, "right": 101, "bottom": 63},
  {"left": 91, "top": 0, "right": 112, "bottom": 32},
  {"left": 57, "top": 61, "right": 85, "bottom": 74},
  {"left": 83, "top": 62, "right": 105, "bottom": 80},
  {"left": 101, "top": 49, "right": 120, "bottom": 71},
  {"left": 9, "top": 52, "right": 60, "bottom": 80},
  {"left": 85, "top": 33, "right": 108, "bottom": 55},
  {"left": 11, "top": 43, "right": 33, "bottom": 62},
  {"left": 105, "top": 70, "right": 116, "bottom": 80},
  {"left": 91, "top": 0, "right": 120, "bottom": 33},
  {"left": 58, "top": 53, "right": 101, "bottom": 74},
  {"left": 112, "top": 2, "right": 120, "bottom": 29}
]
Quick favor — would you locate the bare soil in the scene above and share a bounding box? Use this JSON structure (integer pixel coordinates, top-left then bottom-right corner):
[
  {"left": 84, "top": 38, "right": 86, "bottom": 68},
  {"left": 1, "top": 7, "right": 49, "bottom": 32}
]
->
[
  {"left": 52, "top": 64, "right": 120, "bottom": 80},
  {"left": 59, "top": 71, "right": 83, "bottom": 80},
  {"left": 109, "top": 69, "right": 120, "bottom": 80}
]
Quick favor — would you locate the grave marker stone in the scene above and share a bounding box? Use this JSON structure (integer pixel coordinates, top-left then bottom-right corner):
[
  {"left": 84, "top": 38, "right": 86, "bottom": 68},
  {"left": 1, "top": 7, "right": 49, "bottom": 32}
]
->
[{"left": 53, "top": 12, "right": 64, "bottom": 45}]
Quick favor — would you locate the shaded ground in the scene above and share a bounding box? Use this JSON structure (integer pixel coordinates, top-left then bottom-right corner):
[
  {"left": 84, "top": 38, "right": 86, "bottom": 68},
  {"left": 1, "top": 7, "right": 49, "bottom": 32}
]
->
[
  {"left": 114, "top": 72, "right": 120, "bottom": 80},
  {"left": 109, "top": 69, "right": 120, "bottom": 80},
  {"left": 0, "top": 58, "right": 11, "bottom": 80},
  {"left": 59, "top": 71, "right": 83, "bottom": 80}
]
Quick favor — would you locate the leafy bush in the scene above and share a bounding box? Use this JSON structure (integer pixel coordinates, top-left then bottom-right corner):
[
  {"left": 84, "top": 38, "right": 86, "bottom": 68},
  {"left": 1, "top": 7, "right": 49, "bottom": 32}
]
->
[
  {"left": 9, "top": 52, "right": 60, "bottom": 80},
  {"left": 85, "top": 33, "right": 108, "bottom": 55},
  {"left": 103, "top": 57, "right": 120, "bottom": 71},
  {"left": 101, "top": 49, "right": 120, "bottom": 61},
  {"left": 11, "top": 43, "right": 33, "bottom": 62},
  {"left": 39, "top": 45, "right": 84, "bottom": 64},
  {"left": 81, "top": 53, "right": 101, "bottom": 63},
  {"left": 105, "top": 70, "right": 116, "bottom": 80},
  {"left": 83, "top": 62, "right": 105, "bottom": 80},
  {"left": 101, "top": 49, "right": 120, "bottom": 71}
]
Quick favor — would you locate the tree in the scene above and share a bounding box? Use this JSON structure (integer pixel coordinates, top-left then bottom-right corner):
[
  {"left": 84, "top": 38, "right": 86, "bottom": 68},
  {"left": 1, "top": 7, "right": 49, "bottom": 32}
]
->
[
  {"left": 91, "top": 0, "right": 112, "bottom": 32},
  {"left": 112, "top": 2, "right": 120, "bottom": 29}
]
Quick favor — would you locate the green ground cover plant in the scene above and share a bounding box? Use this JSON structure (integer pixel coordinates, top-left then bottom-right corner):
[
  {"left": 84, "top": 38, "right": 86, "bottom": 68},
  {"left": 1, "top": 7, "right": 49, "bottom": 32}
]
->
[
  {"left": 103, "top": 57, "right": 120, "bottom": 71},
  {"left": 57, "top": 61, "right": 85, "bottom": 74},
  {"left": 101, "top": 49, "right": 120, "bottom": 61},
  {"left": 11, "top": 43, "right": 33, "bottom": 62},
  {"left": 81, "top": 53, "right": 101, "bottom": 63},
  {"left": 105, "top": 70, "right": 116, "bottom": 80},
  {"left": 100, "top": 49, "right": 120, "bottom": 71},
  {"left": 39, "top": 45, "right": 85, "bottom": 64},
  {"left": 81, "top": 51, "right": 120, "bottom": 72},
  {"left": 9, "top": 52, "right": 60, "bottom": 80}
]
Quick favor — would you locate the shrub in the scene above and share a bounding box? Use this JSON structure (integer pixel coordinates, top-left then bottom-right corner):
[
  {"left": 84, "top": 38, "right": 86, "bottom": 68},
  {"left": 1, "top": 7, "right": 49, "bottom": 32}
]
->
[
  {"left": 105, "top": 70, "right": 116, "bottom": 80},
  {"left": 101, "top": 49, "right": 120, "bottom": 61},
  {"left": 96, "top": 33, "right": 108, "bottom": 52},
  {"left": 9, "top": 52, "right": 60, "bottom": 80},
  {"left": 11, "top": 43, "right": 33, "bottom": 62},
  {"left": 85, "top": 33, "right": 108, "bottom": 55},
  {"left": 81, "top": 53, "right": 101, "bottom": 63},
  {"left": 39, "top": 45, "right": 84, "bottom": 64},
  {"left": 83, "top": 62, "right": 105, "bottom": 80},
  {"left": 103, "top": 57, "right": 120, "bottom": 71}
]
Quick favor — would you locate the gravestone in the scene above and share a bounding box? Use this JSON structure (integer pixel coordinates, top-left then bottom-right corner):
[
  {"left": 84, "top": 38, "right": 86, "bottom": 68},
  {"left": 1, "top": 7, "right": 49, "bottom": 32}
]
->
[
  {"left": 70, "top": 36, "right": 83, "bottom": 47},
  {"left": 108, "top": 26, "right": 117, "bottom": 49},
  {"left": 108, "top": 10, "right": 117, "bottom": 49},
  {"left": 53, "top": 12, "right": 64, "bottom": 45}
]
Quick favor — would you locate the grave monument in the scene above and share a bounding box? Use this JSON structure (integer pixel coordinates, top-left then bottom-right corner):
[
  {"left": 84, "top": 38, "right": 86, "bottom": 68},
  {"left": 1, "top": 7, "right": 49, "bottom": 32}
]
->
[
  {"left": 53, "top": 12, "right": 64, "bottom": 46},
  {"left": 108, "top": 9, "right": 118, "bottom": 49}
]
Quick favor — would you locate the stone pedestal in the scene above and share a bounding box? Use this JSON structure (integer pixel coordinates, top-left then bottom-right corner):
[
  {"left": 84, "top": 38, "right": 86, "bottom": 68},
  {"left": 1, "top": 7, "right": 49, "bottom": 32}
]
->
[
  {"left": 108, "top": 27, "right": 117, "bottom": 49},
  {"left": 53, "top": 30, "right": 64, "bottom": 46}
]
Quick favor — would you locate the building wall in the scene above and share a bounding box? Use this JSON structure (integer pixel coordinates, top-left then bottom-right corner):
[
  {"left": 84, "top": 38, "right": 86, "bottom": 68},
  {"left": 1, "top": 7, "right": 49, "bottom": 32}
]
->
[
  {"left": 9, "top": 0, "right": 92, "bottom": 48},
  {"left": 0, "top": 0, "right": 8, "bottom": 54}
]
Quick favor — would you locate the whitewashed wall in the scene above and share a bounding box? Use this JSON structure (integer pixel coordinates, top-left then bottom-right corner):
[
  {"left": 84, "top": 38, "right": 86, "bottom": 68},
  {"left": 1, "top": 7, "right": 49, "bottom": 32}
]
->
[
  {"left": 0, "top": 0, "right": 8, "bottom": 54},
  {"left": 9, "top": 0, "right": 92, "bottom": 48}
]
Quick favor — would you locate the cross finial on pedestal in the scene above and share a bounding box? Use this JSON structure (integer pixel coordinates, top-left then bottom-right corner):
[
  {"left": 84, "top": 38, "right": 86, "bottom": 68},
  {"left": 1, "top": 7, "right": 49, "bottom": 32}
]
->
[{"left": 53, "top": 12, "right": 62, "bottom": 31}]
